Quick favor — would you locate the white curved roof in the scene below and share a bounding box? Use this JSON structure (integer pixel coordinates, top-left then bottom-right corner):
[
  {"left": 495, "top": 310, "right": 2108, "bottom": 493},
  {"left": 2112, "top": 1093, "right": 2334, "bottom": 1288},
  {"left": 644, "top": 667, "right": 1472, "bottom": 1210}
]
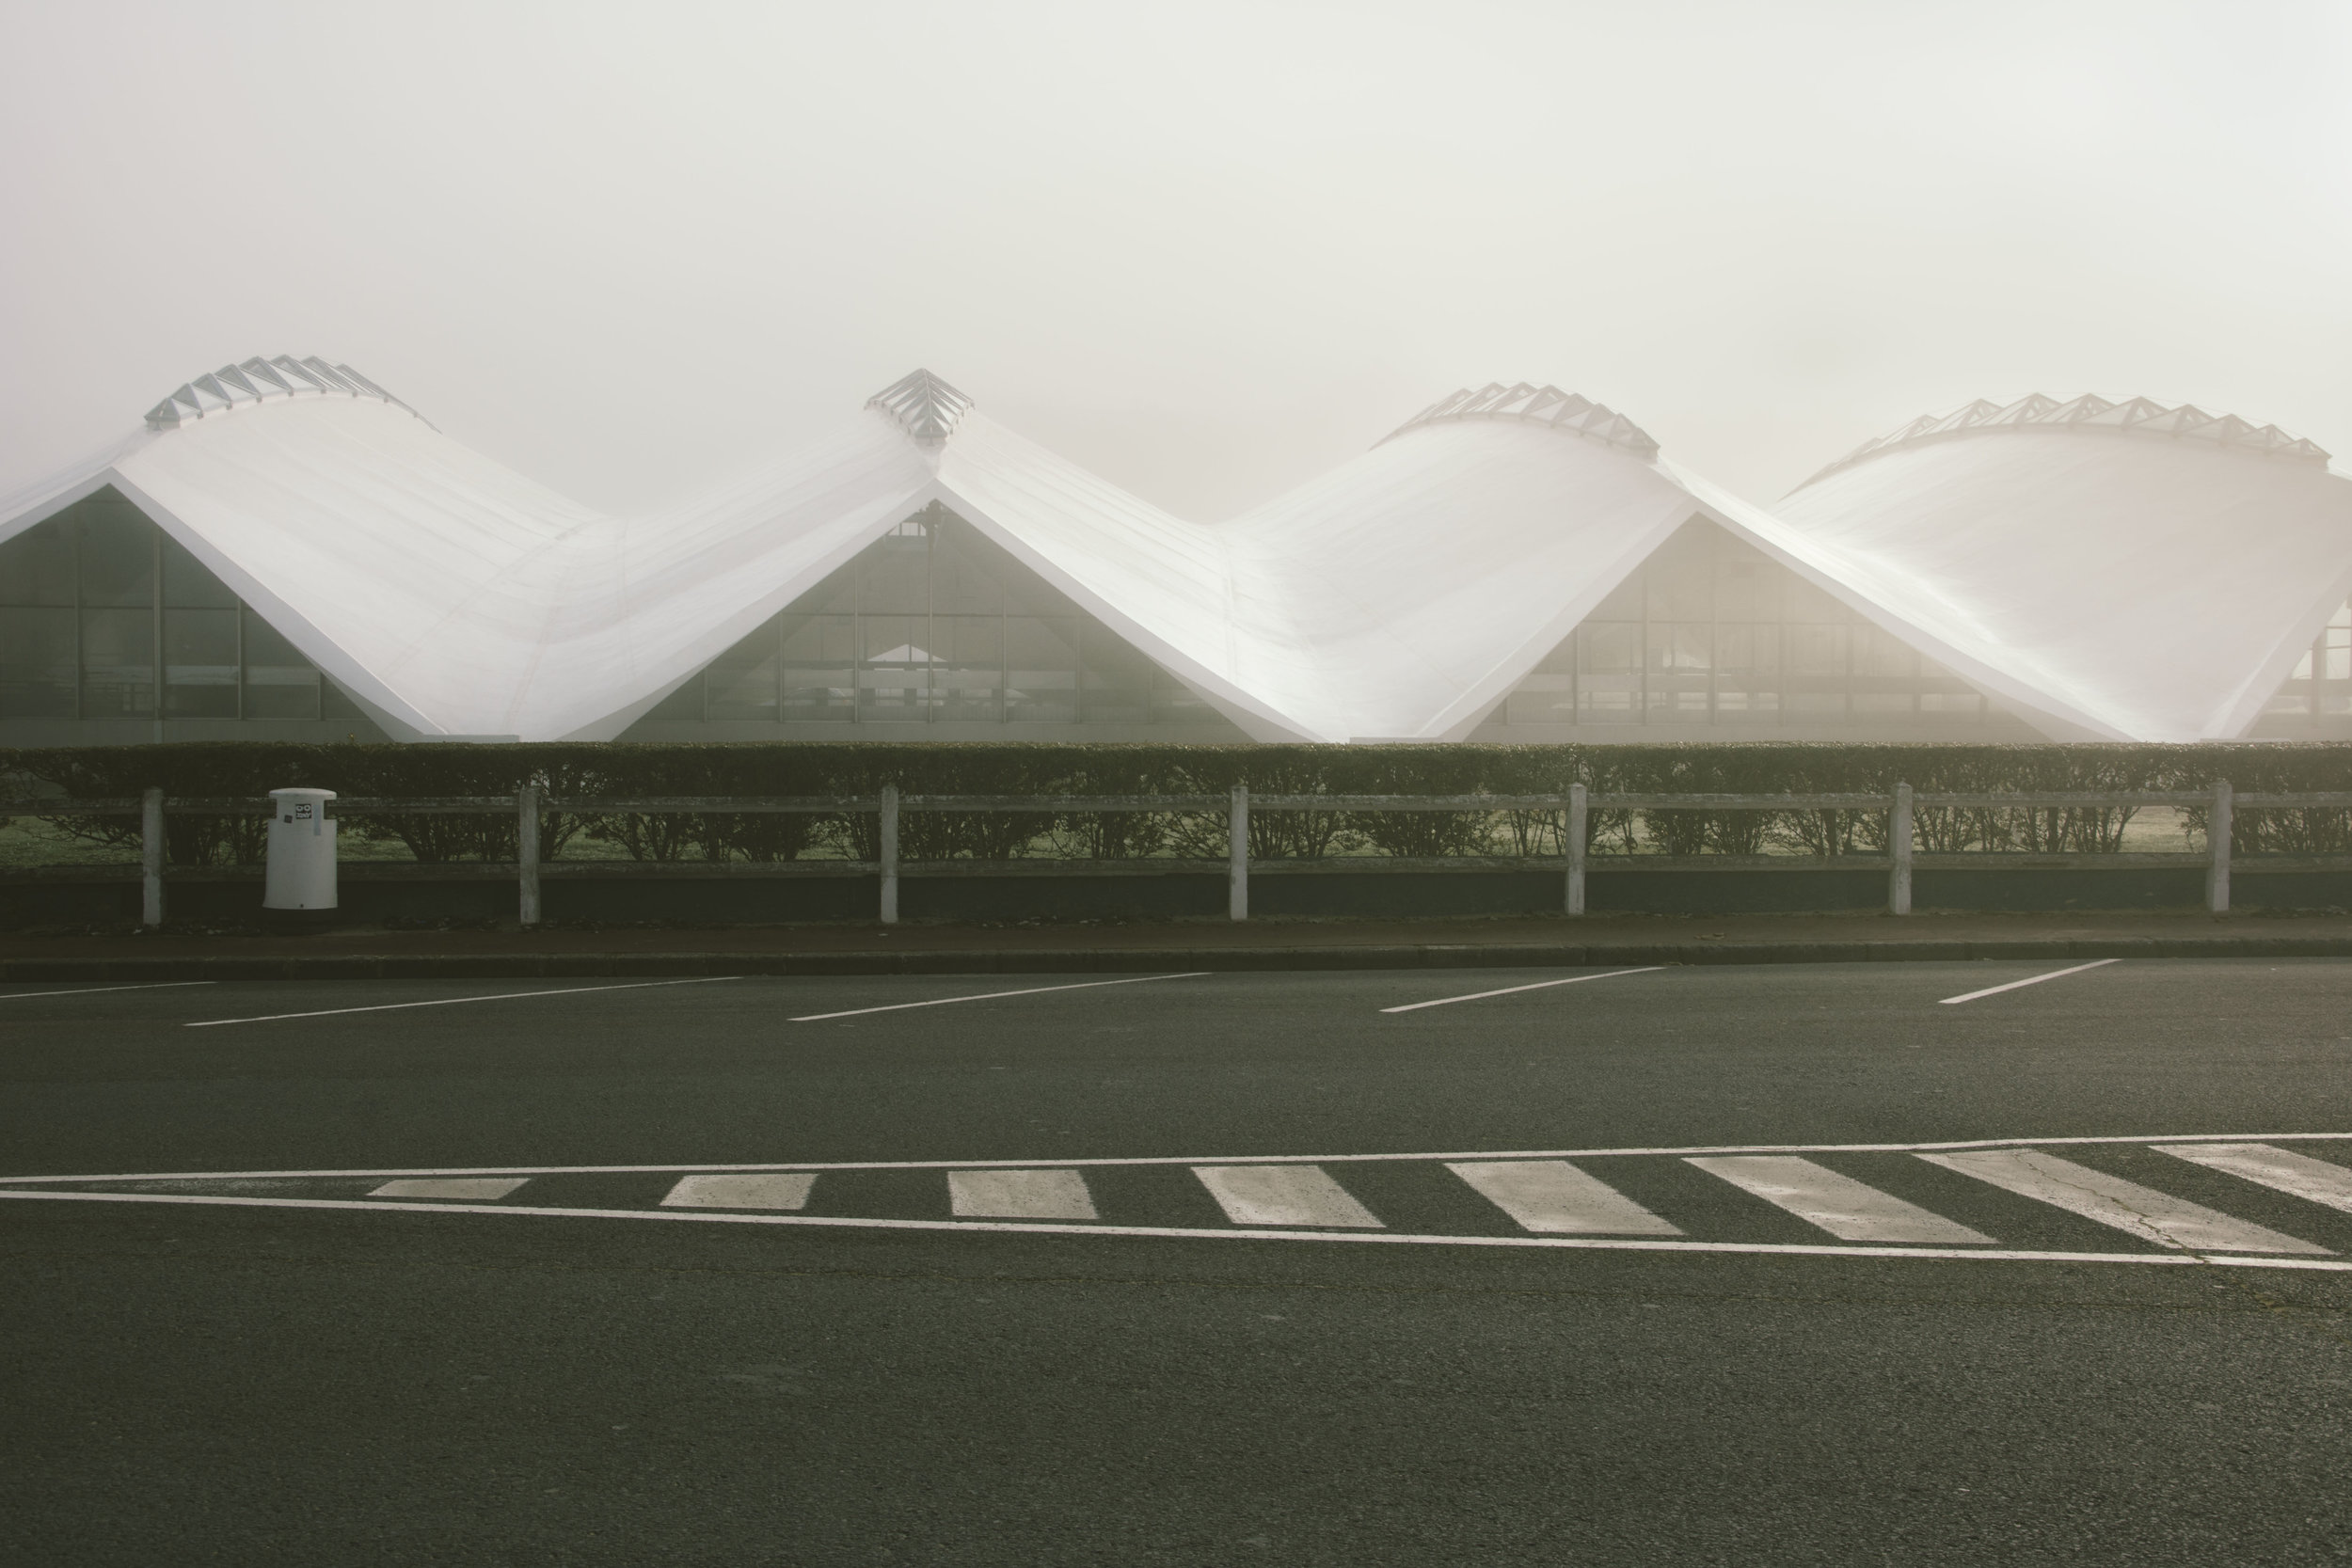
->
[
  {"left": 1773, "top": 399, "right": 2352, "bottom": 742},
  {"left": 3, "top": 365, "right": 2344, "bottom": 743}
]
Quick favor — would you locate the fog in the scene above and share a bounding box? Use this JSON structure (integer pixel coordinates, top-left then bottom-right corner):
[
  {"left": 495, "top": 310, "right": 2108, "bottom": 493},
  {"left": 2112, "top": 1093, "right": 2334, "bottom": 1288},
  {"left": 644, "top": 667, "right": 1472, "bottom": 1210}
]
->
[{"left": 2, "top": 1, "right": 2345, "bottom": 519}]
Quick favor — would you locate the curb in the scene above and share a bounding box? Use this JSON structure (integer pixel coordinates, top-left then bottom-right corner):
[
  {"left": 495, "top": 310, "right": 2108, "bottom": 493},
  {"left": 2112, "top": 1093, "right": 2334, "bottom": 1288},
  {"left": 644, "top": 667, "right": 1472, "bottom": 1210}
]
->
[{"left": 4, "top": 936, "right": 2350, "bottom": 983}]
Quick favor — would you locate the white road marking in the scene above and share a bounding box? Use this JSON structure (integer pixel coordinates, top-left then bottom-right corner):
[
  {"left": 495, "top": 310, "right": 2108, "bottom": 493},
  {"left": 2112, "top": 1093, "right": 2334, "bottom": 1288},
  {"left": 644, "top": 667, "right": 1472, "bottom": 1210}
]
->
[
  {"left": 948, "top": 1168, "right": 1098, "bottom": 1220},
  {"left": 8, "top": 1132, "right": 2348, "bottom": 1185},
  {"left": 1380, "top": 967, "right": 1663, "bottom": 1014},
  {"left": 2154, "top": 1143, "right": 2352, "bottom": 1214},
  {"left": 185, "top": 975, "right": 741, "bottom": 1027},
  {"left": 1937, "top": 959, "right": 2120, "bottom": 1006},
  {"left": 1447, "top": 1160, "right": 1681, "bottom": 1234},
  {"left": 1193, "top": 1164, "right": 1383, "bottom": 1227},
  {"left": 788, "top": 972, "right": 1207, "bottom": 1022},
  {"left": 1689, "top": 1155, "right": 1994, "bottom": 1243},
  {"left": 661, "top": 1173, "right": 817, "bottom": 1210},
  {"left": 0, "top": 981, "right": 217, "bottom": 1001},
  {"left": 369, "top": 1177, "right": 530, "bottom": 1201},
  {"left": 7, "top": 1186, "right": 2351, "bottom": 1272},
  {"left": 1920, "top": 1148, "right": 2329, "bottom": 1254}
]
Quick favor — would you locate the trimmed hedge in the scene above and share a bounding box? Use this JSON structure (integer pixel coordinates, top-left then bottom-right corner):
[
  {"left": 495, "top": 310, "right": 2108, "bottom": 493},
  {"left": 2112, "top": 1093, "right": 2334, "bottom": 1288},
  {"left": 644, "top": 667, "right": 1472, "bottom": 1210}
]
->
[{"left": 4, "top": 741, "right": 2348, "bottom": 867}]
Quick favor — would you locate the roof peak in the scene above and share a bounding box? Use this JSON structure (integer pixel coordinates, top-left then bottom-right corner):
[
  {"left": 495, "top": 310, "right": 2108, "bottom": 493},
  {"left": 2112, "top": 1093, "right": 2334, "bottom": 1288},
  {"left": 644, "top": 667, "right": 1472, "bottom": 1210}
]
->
[
  {"left": 146, "top": 356, "right": 428, "bottom": 432},
  {"left": 1376, "top": 382, "right": 1659, "bottom": 460},
  {"left": 866, "top": 368, "right": 974, "bottom": 445},
  {"left": 1797, "top": 392, "right": 2331, "bottom": 489}
]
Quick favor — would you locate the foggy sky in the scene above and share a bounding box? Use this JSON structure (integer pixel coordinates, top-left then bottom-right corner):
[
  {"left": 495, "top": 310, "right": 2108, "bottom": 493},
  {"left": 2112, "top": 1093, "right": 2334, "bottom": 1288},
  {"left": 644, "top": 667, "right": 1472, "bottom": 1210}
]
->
[{"left": 2, "top": 1, "right": 2346, "bottom": 522}]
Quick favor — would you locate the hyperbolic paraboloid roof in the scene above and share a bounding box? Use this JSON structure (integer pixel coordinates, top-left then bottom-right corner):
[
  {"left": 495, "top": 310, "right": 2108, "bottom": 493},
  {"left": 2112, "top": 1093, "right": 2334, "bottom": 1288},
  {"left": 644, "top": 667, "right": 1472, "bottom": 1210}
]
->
[{"left": 3, "top": 366, "right": 2346, "bottom": 743}]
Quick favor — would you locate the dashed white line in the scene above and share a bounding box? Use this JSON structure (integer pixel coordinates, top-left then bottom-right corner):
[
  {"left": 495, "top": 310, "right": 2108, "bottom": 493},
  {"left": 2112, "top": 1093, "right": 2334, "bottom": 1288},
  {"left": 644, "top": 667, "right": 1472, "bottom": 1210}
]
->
[
  {"left": 1689, "top": 1155, "right": 1994, "bottom": 1244},
  {"left": 1193, "top": 1164, "right": 1383, "bottom": 1227},
  {"left": 369, "top": 1177, "right": 530, "bottom": 1201},
  {"left": 2154, "top": 1143, "right": 2352, "bottom": 1215},
  {"left": 184, "top": 976, "right": 741, "bottom": 1027},
  {"left": 788, "top": 972, "right": 1207, "bottom": 1022},
  {"left": 1447, "top": 1160, "right": 1682, "bottom": 1235},
  {"left": 4, "top": 1187, "right": 2349, "bottom": 1272},
  {"left": 1921, "top": 1148, "right": 2328, "bottom": 1254},
  {"left": 0, "top": 981, "right": 217, "bottom": 1001},
  {"left": 661, "top": 1173, "right": 817, "bottom": 1210},
  {"left": 1938, "top": 959, "right": 2120, "bottom": 1006},
  {"left": 1380, "top": 966, "right": 1663, "bottom": 1014},
  {"left": 948, "top": 1168, "right": 1098, "bottom": 1220}
]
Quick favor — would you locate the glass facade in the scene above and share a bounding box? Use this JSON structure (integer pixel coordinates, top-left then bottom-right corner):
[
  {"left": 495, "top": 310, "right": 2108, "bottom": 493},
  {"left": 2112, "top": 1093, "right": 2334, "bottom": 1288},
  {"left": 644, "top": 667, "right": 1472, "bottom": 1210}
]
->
[
  {"left": 1494, "top": 519, "right": 1993, "bottom": 732},
  {"left": 2257, "top": 598, "right": 2352, "bottom": 735},
  {"left": 635, "top": 505, "right": 1232, "bottom": 730},
  {"left": 0, "top": 487, "right": 368, "bottom": 725}
]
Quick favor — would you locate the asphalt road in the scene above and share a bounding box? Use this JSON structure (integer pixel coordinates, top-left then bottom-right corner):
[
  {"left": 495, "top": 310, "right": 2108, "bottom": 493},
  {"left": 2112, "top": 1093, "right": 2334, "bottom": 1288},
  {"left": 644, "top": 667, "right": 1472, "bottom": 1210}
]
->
[{"left": 6, "top": 958, "right": 2352, "bottom": 1565}]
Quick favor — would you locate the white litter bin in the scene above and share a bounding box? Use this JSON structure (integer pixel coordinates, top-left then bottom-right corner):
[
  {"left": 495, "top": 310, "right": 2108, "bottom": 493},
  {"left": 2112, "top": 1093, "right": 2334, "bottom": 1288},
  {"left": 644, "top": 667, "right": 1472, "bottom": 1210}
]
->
[{"left": 263, "top": 788, "right": 339, "bottom": 911}]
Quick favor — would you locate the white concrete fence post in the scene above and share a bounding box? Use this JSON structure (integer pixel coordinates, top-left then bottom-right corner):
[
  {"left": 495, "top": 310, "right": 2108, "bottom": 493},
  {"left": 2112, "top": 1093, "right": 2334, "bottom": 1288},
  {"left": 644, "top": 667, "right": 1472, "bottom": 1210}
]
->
[
  {"left": 1889, "top": 782, "right": 1913, "bottom": 915},
  {"left": 516, "top": 783, "right": 541, "bottom": 928},
  {"left": 140, "top": 785, "right": 165, "bottom": 928},
  {"left": 1228, "top": 784, "right": 1249, "bottom": 922},
  {"left": 2207, "top": 778, "right": 2233, "bottom": 914},
  {"left": 879, "top": 784, "right": 899, "bottom": 925},
  {"left": 1565, "top": 783, "right": 1587, "bottom": 916}
]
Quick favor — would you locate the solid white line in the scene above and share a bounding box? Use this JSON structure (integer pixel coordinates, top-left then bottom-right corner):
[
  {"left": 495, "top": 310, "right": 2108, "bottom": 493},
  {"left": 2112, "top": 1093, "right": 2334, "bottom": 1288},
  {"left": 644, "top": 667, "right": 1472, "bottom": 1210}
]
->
[
  {"left": 1380, "top": 966, "right": 1663, "bottom": 1013},
  {"left": 2155, "top": 1143, "right": 2352, "bottom": 1214},
  {"left": 1938, "top": 958, "right": 2120, "bottom": 1006},
  {"left": 1193, "top": 1164, "right": 1383, "bottom": 1227},
  {"left": 4, "top": 1186, "right": 2349, "bottom": 1271},
  {"left": 8, "top": 1131, "right": 2350, "bottom": 1186},
  {"left": 787, "top": 972, "right": 1207, "bottom": 1022},
  {"left": 948, "top": 1168, "right": 1098, "bottom": 1221},
  {"left": 1688, "top": 1155, "right": 1994, "bottom": 1244},
  {"left": 1921, "top": 1148, "right": 2329, "bottom": 1254},
  {"left": 0, "top": 981, "right": 217, "bottom": 1001},
  {"left": 1447, "top": 1160, "right": 1682, "bottom": 1235},
  {"left": 183, "top": 975, "right": 742, "bottom": 1027}
]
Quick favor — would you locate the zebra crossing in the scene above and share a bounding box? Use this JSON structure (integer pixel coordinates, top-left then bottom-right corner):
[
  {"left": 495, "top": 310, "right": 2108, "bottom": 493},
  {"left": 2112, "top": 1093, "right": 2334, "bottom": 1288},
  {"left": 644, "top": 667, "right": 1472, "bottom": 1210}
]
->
[{"left": 8, "top": 1133, "right": 2352, "bottom": 1270}]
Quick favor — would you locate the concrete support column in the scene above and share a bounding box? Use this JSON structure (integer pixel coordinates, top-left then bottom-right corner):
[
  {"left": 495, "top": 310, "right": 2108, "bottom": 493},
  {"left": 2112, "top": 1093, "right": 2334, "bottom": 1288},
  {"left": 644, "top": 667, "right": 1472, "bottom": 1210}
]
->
[
  {"left": 1565, "top": 783, "right": 1587, "bottom": 916},
  {"left": 1228, "top": 785, "right": 1249, "bottom": 922},
  {"left": 879, "top": 784, "right": 899, "bottom": 925},
  {"left": 1889, "top": 783, "right": 1913, "bottom": 915},
  {"left": 2207, "top": 779, "right": 2233, "bottom": 914},
  {"left": 516, "top": 784, "right": 541, "bottom": 927},
  {"left": 140, "top": 786, "right": 165, "bottom": 928}
]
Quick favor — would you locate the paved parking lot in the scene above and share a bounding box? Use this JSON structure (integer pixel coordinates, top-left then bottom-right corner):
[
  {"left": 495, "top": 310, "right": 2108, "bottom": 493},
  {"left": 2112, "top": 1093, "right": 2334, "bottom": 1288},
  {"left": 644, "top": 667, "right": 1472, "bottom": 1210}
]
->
[{"left": 7, "top": 959, "right": 2352, "bottom": 1564}]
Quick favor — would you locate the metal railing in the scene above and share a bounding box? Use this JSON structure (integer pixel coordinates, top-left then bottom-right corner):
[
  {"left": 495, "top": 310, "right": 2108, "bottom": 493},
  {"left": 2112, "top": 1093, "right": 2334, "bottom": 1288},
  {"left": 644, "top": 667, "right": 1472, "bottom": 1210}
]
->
[{"left": 5, "top": 780, "right": 2342, "bottom": 927}]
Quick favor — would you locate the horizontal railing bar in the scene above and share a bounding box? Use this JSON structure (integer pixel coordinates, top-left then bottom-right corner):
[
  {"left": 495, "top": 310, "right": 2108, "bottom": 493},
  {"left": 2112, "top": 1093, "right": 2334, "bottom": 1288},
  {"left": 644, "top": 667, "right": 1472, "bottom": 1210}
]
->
[
  {"left": 1913, "top": 792, "right": 2213, "bottom": 808},
  {"left": 543, "top": 797, "right": 879, "bottom": 813},
  {"left": 895, "top": 795, "right": 1228, "bottom": 811},
  {"left": 1592, "top": 793, "right": 1888, "bottom": 811}
]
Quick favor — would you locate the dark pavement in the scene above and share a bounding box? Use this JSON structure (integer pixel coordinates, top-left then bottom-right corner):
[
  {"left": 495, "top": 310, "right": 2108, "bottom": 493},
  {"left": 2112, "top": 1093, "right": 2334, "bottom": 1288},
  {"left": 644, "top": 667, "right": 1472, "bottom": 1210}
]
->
[{"left": 6, "top": 959, "right": 2351, "bottom": 1564}]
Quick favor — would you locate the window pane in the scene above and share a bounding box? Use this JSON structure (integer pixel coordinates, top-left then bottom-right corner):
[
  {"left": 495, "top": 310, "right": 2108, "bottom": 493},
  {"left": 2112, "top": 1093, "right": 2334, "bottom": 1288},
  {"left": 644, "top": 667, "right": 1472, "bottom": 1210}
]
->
[
  {"left": 933, "top": 614, "right": 1002, "bottom": 722},
  {"left": 0, "top": 519, "right": 75, "bottom": 605},
  {"left": 930, "top": 530, "right": 1003, "bottom": 615},
  {"left": 322, "top": 678, "right": 368, "bottom": 721},
  {"left": 1079, "top": 626, "right": 1152, "bottom": 724},
  {"left": 164, "top": 607, "right": 239, "bottom": 716},
  {"left": 859, "top": 538, "right": 930, "bottom": 614},
  {"left": 161, "top": 533, "right": 239, "bottom": 609},
  {"left": 79, "top": 608, "right": 152, "bottom": 716},
  {"left": 781, "top": 614, "right": 854, "bottom": 719},
  {"left": 1005, "top": 616, "right": 1077, "bottom": 723},
  {"left": 1786, "top": 624, "right": 1847, "bottom": 676},
  {"left": 0, "top": 607, "right": 75, "bottom": 715},
  {"left": 860, "top": 614, "right": 930, "bottom": 716},
  {"left": 242, "top": 610, "right": 320, "bottom": 719},
  {"left": 76, "top": 501, "right": 153, "bottom": 608},
  {"left": 706, "top": 617, "right": 781, "bottom": 721},
  {"left": 1152, "top": 668, "right": 1223, "bottom": 723}
]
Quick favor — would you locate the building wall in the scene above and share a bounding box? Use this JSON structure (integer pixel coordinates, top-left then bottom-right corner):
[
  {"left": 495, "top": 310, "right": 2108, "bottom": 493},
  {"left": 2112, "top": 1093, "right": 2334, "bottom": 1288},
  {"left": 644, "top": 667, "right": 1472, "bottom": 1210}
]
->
[{"left": 2247, "top": 599, "right": 2352, "bottom": 740}]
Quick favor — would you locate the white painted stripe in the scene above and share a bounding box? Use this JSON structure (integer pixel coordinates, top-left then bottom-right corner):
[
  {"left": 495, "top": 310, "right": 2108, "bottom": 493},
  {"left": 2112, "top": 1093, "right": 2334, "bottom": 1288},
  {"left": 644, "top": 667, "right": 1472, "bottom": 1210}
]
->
[
  {"left": 1193, "top": 1164, "right": 1382, "bottom": 1227},
  {"left": 1938, "top": 959, "right": 2120, "bottom": 1005},
  {"left": 185, "top": 975, "right": 741, "bottom": 1027},
  {"left": 0, "top": 981, "right": 217, "bottom": 1001},
  {"left": 788, "top": 972, "right": 1206, "bottom": 1022},
  {"left": 2153, "top": 1143, "right": 2352, "bottom": 1214},
  {"left": 660, "top": 1173, "right": 816, "bottom": 1210},
  {"left": 6, "top": 1187, "right": 2350, "bottom": 1272},
  {"left": 1689, "top": 1155, "right": 1994, "bottom": 1243},
  {"left": 1447, "top": 1160, "right": 1680, "bottom": 1234},
  {"left": 8, "top": 1132, "right": 2350, "bottom": 1186},
  {"left": 1920, "top": 1148, "right": 2329, "bottom": 1254},
  {"left": 948, "top": 1168, "right": 1097, "bottom": 1220},
  {"left": 1380, "top": 967, "right": 1662, "bottom": 1014},
  {"left": 369, "top": 1177, "right": 529, "bottom": 1201}
]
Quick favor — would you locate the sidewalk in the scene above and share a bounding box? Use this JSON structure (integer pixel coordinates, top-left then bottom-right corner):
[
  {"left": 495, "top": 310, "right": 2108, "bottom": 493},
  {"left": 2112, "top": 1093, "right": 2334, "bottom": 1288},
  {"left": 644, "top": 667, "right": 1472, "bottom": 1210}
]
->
[{"left": 2, "top": 910, "right": 2347, "bottom": 982}]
